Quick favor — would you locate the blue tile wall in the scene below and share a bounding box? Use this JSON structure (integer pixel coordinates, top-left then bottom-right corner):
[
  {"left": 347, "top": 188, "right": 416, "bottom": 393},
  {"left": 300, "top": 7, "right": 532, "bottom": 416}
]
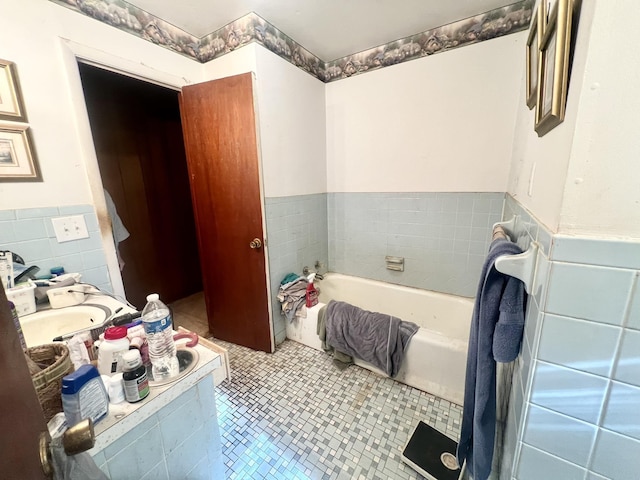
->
[
  {"left": 94, "top": 376, "right": 223, "bottom": 480},
  {"left": 0, "top": 206, "right": 113, "bottom": 292},
  {"left": 501, "top": 194, "right": 640, "bottom": 480},
  {"left": 327, "top": 192, "right": 504, "bottom": 297},
  {"left": 266, "top": 192, "right": 503, "bottom": 343},
  {"left": 264, "top": 194, "right": 328, "bottom": 344},
  {"left": 523, "top": 404, "right": 596, "bottom": 466},
  {"left": 546, "top": 263, "right": 634, "bottom": 325},
  {"left": 517, "top": 444, "right": 586, "bottom": 480},
  {"left": 537, "top": 314, "right": 620, "bottom": 377},
  {"left": 591, "top": 429, "right": 640, "bottom": 480},
  {"left": 530, "top": 361, "right": 608, "bottom": 424}
]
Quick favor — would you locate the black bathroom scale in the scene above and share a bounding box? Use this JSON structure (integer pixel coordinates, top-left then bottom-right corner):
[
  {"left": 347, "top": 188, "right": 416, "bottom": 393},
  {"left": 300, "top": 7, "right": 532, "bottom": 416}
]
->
[{"left": 401, "top": 421, "right": 461, "bottom": 480}]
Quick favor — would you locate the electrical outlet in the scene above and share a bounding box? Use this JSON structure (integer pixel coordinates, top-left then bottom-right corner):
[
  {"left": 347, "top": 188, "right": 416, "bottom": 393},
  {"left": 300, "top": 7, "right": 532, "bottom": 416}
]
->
[{"left": 51, "top": 215, "right": 89, "bottom": 243}]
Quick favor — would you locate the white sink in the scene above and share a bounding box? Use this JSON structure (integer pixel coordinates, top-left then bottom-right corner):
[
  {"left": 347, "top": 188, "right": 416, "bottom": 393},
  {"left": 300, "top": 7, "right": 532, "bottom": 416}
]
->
[{"left": 20, "top": 304, "right": 111, "bottom": 348}]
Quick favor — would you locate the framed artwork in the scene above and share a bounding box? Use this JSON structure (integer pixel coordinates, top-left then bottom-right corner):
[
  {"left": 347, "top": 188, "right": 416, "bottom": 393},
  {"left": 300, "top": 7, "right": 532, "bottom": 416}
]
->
[
  {"left": 526, "top": 3, "right": 545, "bottom": 109},
  {"left": 535, "top": 0, "right": 573, "bottom": 137},
  {"left": 0, "top": 124, "right": 41, "bottom": 182},
  {"left": 0, "top": 59, "right": 27, "bottom": 122}
]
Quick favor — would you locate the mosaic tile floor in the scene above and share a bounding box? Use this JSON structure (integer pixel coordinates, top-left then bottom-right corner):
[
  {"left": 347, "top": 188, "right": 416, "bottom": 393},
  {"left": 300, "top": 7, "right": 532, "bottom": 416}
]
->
[{"left": 213, "top": 339, "right": 463, "bottom": 480}]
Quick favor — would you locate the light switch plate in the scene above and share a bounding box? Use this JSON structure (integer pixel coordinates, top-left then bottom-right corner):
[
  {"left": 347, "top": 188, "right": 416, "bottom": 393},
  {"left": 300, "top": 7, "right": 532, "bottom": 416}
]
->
[{"left": 51, "top": 215, "right": 89, "bottom": 242}]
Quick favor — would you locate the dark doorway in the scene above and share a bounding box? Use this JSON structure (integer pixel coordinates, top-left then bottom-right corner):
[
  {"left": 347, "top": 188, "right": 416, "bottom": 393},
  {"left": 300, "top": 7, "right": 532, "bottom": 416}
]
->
[{"left": 78, "top": 63, "right": 202, "bottom": 310}]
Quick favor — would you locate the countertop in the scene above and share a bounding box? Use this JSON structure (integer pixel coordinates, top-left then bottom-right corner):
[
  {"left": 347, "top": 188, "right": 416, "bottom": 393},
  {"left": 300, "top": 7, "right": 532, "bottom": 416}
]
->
[
  {"left": 91, "top": 340, "right": 221, "bottom": 453},
  {"left": 22, "top": 290, "right": 222, "bottom": 454}
]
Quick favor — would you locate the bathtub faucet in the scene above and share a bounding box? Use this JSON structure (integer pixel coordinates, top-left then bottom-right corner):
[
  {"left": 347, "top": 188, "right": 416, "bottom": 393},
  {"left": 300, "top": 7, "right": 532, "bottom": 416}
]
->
[{"left": 302, "top": 266, "right": 323, "bottom": 281}]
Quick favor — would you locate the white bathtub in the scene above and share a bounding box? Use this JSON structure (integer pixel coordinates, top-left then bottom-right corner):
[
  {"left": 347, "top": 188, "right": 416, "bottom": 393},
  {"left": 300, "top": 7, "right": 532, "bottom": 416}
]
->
[{"left": 286, "top": 273, "right": 474, "bottom": 405}]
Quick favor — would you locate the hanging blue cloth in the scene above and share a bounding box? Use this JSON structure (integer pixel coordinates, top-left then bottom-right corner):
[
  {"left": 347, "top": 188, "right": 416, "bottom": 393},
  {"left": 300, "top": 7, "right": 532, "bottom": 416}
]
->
[{"left": 456, "top": 238, "right": 526, "bottom": 480}]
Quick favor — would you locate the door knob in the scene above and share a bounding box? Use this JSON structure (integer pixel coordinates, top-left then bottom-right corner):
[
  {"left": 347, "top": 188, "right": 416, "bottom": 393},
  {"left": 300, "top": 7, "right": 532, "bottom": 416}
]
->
[
  {"left": 39, "top": 418, "right": 96, "bottom": 478},
  {"left": 249, "top": 238, "right": 262, "bottom": 249}
]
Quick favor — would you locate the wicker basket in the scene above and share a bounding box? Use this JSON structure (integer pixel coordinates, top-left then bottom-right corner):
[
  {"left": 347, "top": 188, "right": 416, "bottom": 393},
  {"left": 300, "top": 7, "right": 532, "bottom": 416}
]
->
[{"left": 25, "top": 344, "right": 73, "bottom": 422}]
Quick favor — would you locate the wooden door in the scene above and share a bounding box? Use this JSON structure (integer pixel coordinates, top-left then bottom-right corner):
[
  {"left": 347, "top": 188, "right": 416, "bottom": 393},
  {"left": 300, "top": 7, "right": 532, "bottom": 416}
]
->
[
  {"left": 0, "top": 287, "right": 49, "bottom": 478},
  {"left": 179, "top": 73, "right": 273, "bottom": 353}
]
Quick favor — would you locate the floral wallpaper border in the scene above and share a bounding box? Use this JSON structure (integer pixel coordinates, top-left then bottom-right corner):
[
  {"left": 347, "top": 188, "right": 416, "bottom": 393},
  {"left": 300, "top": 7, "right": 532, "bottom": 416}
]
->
[
  {"left": 324, "top": 1, "right": 533, "bottom": 82},
  {"left": 50, "top": 0, "right": 533, "bottom": 83}
]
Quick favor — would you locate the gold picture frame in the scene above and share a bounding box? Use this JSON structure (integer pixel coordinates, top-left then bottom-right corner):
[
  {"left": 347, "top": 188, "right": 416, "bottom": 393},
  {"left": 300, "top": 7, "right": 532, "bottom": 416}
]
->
[
  {"left": 535, "top": 0, "right": 573, "bottom": 137},
  {"left": 0, "top": 124, "right": 42, "bottom": 182},
  {"left": 526, "top": 3, "right": 545, "bottom": 109},
  {"left": 0, "top": 59, "right": 27, "bottom": 122}
]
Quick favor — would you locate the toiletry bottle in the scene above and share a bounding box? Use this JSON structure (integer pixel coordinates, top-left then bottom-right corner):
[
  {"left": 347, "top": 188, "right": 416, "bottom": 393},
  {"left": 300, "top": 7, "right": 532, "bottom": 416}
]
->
[
  {"left": 122, "top": 349, "right": 150, "bottom": 403},
  {"left": 305, "top": 273, "right": 319, "bottom": 308},
  {"left": 61, "top": 364, "right": 109, "bottom": 427},
  {"left": 97, "top": 326, "right": 130, "bottom": 376}
]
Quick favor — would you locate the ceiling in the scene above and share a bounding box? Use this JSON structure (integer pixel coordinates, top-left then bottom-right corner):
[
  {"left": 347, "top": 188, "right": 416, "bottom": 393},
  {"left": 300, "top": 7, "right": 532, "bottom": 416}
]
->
[{"left": 126, "top": 0, "right": 518, "bottom": 61}]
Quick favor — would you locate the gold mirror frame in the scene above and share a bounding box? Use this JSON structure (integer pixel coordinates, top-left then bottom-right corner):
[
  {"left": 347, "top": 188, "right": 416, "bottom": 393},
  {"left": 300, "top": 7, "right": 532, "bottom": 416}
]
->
[
  {"left": 525, "top": 3, "right": 545, "bottom": 109},
  {"left": 535, "top": 0, "right": 573, "bottom": 136}
]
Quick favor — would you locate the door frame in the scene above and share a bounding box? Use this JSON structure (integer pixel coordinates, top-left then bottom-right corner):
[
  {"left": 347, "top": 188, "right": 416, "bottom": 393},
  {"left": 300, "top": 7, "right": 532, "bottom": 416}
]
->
[
  {"left": 249, "top": 73, "right": 275, "bottom": 352},
  {"left": 57, "top": 38, "right": 190, "bottom": 302},
  {"left": 58, "top": 39, "right": 274, "bottom": 348}
]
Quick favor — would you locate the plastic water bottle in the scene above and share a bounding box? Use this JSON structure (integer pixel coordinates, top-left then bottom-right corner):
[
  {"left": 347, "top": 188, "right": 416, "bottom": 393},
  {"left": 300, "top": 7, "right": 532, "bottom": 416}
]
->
[{"left": 141, "top": 293, "right": 179, "bottom": 380}]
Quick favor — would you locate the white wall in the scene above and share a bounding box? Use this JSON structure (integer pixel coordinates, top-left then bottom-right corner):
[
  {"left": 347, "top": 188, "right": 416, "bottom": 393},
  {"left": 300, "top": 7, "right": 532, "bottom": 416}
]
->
[
  {"left": 254, "top": 47, "right": 327, "bottom": 198},
  {"left": 506, "top": 0, "right": 594, "bottom": 232},
  {"left": 507, "top": 1, "right": 640, "bottom": 239},
  {"left": 325, "top": 33, "right": 524, "bottom": 193},
  {"left": 202, "top": 45, "right": 327, "bottom": 198},
  {"left": 0, "top": 0, "right": 203, "bottom": 210},
  {"left": 202, "top": 44, "right": 257, "bottom": 80},
  {"left": 559, "top": 0, "right": 640, "bottom": 238}
]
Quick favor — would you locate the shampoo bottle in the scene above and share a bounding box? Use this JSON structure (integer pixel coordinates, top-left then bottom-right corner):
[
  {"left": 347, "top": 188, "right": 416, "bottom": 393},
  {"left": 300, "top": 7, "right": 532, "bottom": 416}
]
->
[{"left": 305, "top": 273, "right": 319, "bottom": 308}]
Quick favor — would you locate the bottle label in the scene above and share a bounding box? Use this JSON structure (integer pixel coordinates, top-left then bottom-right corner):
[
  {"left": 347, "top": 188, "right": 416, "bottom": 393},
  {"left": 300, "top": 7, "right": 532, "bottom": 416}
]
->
[
  {"left": 306, "top": 290, "right": 318, "bottom": 307},
  {"left": 76, "top": 379, "right": 108, "bottom": 423},
  {"left": 124, "top": 371, "right": 150, "bottom": 402},
  {"left": 144, "top": 314, "right": 172, "bottom": 335}
]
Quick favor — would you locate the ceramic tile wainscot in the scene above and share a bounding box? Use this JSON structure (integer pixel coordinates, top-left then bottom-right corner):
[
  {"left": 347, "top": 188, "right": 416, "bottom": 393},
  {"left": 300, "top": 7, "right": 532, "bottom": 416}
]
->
[
  {"left": 90, "top": 344, "right": 224, "bottom": 480},
  {"left": 0, "top": 205, "right": 112, "bottom": 292},
  {"left": 497, "top": 202, "right": 640, "bottom": 480}
]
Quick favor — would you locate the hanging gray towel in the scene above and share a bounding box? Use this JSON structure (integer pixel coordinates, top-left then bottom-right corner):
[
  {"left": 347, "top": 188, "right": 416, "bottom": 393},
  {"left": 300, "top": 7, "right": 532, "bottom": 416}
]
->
[
  {"left": 323, "top": 300, "right": 419, "bottom": 377},
  {"left": 456, "top": 238, "right": 526, "bottom": 480}
]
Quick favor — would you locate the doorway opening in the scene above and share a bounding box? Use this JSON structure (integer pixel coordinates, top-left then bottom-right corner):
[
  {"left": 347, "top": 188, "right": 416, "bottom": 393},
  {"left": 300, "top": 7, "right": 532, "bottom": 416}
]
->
[{"left": 78, "top": 62, "right": 208, "bottom": 336}]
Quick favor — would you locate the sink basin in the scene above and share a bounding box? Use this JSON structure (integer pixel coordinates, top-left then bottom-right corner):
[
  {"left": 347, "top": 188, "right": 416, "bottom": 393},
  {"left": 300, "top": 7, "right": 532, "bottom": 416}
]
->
[
  {"left": 20, "top": 304, "right": 111, "bottom": 347},
  {"left": 147, "top": 347, "right": 200, "bottom": 386}
]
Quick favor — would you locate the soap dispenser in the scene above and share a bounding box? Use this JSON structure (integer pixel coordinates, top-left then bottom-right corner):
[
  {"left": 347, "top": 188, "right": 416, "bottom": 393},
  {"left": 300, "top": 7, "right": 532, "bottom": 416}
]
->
[{"left": 305, "top": 273, "right": 319, "bottom": 308}]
